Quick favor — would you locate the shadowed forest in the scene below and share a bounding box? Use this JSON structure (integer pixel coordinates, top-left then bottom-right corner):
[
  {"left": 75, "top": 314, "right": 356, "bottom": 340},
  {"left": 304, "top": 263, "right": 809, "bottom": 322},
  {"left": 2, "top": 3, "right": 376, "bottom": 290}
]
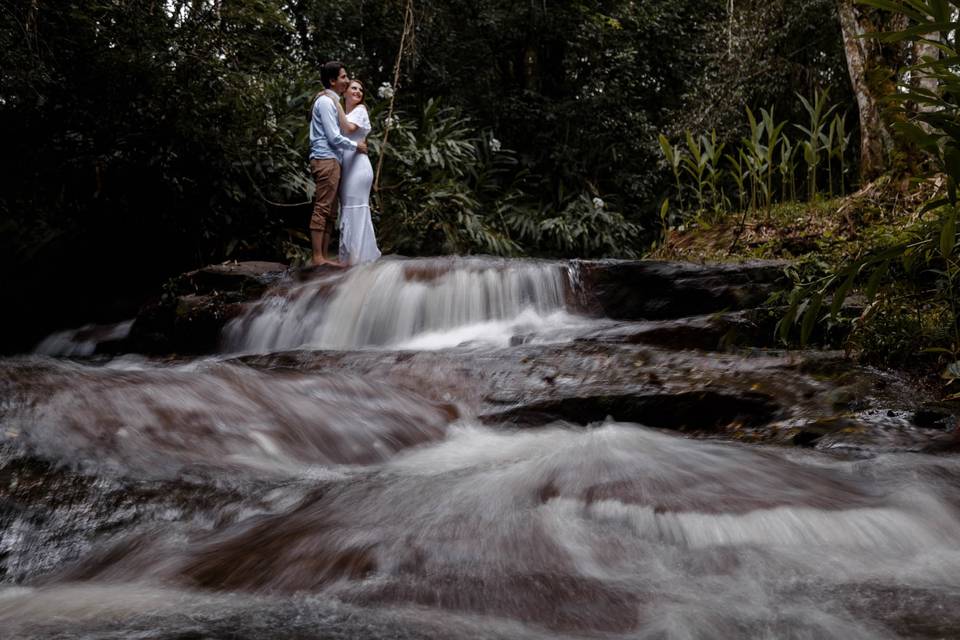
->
[
  {"left": 7, "top": 4, "right": 960, "bottom": 638},
  {"left": 3, "top": 0, "right": 960, "bottom": 371}
]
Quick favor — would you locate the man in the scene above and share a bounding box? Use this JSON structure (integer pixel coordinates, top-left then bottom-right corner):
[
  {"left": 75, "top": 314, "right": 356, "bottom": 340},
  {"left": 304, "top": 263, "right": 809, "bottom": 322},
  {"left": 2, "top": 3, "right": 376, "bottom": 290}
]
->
[{"left": 308, "top": 61, "right": 368, "bottom": 265}]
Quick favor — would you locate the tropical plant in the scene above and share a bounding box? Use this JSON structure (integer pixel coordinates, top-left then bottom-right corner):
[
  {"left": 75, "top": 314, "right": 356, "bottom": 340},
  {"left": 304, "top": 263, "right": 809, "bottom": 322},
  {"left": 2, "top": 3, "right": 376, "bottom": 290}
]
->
[
  {"left": 519, "top": 192, "right": 643, "bottom": 258},
  {"left": 795, "top": 88, "right": 837, "bottom": 201},
  {"left": 760, "top": 107, "right": 788, "bottom": 214},
  {"left": 372, "top": 99, "right": 521, "bottom": 256},
  {"left": 831, "top": 113, "right": 852, "bottom": 196},
  {"left": 778, "top": 137, "right": 798, "bottom": 202},
  {"left": 726, "top": 149, "right": 748, "bottom": 213},
  {"left": 682, "top": 131, "right": 710, "bottom": 212},
  {"left": 742, "top": 107, "right": 769, "bottom": 212},
  {"left": 778, "top": 0, "right": 960, "bottom": 374},
  {"left": 659, "top": 134, "right": 686, "bottom": 210},
  {"left": 702, "top": 130, "right": 727, "bottom": 214}
]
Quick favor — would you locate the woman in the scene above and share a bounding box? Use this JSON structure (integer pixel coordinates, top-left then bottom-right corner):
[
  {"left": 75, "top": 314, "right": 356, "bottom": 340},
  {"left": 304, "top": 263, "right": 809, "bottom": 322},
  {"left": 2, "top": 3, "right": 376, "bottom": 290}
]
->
[{"left": 336, "top": 80, "right": 381, "bottom": 266}]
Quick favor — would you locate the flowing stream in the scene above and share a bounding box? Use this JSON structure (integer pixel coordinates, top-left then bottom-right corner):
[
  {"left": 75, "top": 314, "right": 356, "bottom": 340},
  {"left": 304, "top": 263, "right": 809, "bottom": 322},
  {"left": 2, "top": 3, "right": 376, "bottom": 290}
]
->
[
  {"left": 223, "top": 257, "right": 583, "bottom": 352},
  {"left": 3, "top": 258, "right": 960, "bottom": 639}
]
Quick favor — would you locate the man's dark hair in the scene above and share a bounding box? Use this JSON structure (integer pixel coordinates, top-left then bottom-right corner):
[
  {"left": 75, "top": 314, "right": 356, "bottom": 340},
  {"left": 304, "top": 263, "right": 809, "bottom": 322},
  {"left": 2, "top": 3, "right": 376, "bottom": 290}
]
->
[{"left": 321, "top": 61, "right": 345, "bottom": 89}]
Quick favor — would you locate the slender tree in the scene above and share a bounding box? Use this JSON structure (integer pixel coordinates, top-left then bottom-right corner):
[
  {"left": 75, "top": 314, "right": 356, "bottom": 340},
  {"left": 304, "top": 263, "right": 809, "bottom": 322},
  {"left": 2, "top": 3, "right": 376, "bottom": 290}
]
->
[{"left": 836, "top": 0, "right": 905, "bottom": 180}]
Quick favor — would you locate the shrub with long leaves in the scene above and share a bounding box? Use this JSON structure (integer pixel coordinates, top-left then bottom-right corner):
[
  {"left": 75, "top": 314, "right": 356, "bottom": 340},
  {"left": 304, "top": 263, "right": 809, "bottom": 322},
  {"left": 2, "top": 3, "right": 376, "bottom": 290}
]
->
[
  {"left": 778, "top": 0, "right": 960, "bottom": 377},
  {"left": 371, "top": 99, "right": 521, "bottom": 256},
  {"left": 657, "top": 91, "right": 849, "bottom": 223},
  {"left": 795, "top": 88, "right": 837, "bottom": 201}
]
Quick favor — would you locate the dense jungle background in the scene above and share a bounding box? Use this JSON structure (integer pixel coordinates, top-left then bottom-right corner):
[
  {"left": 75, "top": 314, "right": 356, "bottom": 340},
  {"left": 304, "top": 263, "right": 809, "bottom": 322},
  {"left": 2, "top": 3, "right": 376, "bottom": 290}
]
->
[{"left": 2, "top": 0, "right": 958, "bottom": 370}]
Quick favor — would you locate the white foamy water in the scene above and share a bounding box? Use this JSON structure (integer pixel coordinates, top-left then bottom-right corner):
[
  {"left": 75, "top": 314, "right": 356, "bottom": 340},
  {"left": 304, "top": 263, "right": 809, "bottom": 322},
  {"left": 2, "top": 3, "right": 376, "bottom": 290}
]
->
[
  {"left": 0, "top": 357, "right": 455, "bottom": 478},
  {"left": 6, "top": 422, "right": 955, "bottom": 639},
  {"left": 223, "top": 258, "right": 578, "bottom": 353},
  {"left": 7, "top": 256, "right": 960, "bottom": 639},
  {"left": 33, "top": 320, "right": 133, "bottom": 357},
  {"left": 392, "top": 308, "right": 600, "bottom": 350}
]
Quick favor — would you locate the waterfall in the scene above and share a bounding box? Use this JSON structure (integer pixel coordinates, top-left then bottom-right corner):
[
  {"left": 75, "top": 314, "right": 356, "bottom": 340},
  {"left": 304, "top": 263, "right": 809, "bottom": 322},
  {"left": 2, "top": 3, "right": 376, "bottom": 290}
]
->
[
  {"left": 224, "top": 257, "right": 576, "bottom": 353},
  {"left": 33, "top": 320, "right": 133, "bottom": 357}
]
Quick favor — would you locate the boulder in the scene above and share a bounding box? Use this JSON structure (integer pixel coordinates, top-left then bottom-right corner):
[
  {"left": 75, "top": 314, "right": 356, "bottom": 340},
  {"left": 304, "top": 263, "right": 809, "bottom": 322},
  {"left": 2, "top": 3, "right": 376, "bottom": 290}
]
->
[
  {"left": 171, "top": 261, "right": 288, "bottom": 297},
  {"left": 124, "top": 261, "right": 287, "bottom": 354},
  {"left": 575, "top": 259, "right": 789, "bottom": 320}
]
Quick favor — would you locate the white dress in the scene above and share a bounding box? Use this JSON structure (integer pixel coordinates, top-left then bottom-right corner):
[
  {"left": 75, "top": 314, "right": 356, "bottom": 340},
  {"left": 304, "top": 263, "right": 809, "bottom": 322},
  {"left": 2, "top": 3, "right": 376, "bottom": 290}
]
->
[{"left": 339, "top": 105, "right": 381, "bottom": 265}]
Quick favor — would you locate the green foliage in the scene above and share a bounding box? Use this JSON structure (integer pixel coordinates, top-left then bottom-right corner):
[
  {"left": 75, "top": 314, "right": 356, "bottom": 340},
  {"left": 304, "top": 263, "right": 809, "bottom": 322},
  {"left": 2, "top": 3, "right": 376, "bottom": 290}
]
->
[
  {"left": 777, "top": 208, "right": 960, "bottom": 374},
  {"left": 772, "top": 1, "right": 960, "bottom": 374},
  {"left": 658, "top": 90, "right": 852, "bottom": 225},
  {"left": 370, "top": 99, "right": 521, "bottom": 256},
  {"left": 682, "top": 131, "right": 710, "bottom": 212},
  {"left": 511, "top": 193, "right": 642, "bottom": 259},
  {"left": 365, "top": 99, "right": 638, "bottom": 258},
  {"left": 795, "top": 89, "right": 838, "bottom": 201},
  {"left": 659, "top": 134, "right": 685, "bottom": 210},
  {"left": 858, "top": 0, "right": 960, "bottom": 203},
  {"left": 0, "top": 0, "right": 853, "bottom": 349}
]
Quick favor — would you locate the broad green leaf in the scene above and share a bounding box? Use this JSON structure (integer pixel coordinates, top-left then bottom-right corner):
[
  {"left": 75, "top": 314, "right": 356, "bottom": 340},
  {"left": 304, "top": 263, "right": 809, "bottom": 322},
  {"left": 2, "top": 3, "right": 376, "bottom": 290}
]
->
[
  {"left": 778, "top": 288, "right": 802, "bottom": 344},
  {"left": 902, "top": 246, "right": 917, "bottom": 273},
  {"left": 800, "top": 292, "right": 823, "bottom": 346},
  {"left": 940, "top": 207, "right": 957, "bottom": 258},
  {"left": 865, "top": 261, "right": 889, "bottom": 303},
  {"left": 658, "top": 134, "right": 675, "bottom": 165},
  {"left": 830, "top": 269, "right": 857, "bottom": 318}
]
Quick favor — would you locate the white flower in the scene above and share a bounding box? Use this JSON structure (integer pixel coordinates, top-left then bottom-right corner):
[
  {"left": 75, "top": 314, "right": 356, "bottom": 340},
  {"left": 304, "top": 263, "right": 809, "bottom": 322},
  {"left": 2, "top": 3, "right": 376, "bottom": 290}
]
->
[
  {"left": 383, "top": 115, "right": 398, "bottom": 128},
  {"left": 378, "top": 82, "right": 395, "bottom": 99},
  {"left": 489, "top": 137, "right": 501, "bottom": 152},
  {"left": 592, "top": 197, "right": 605, "bottom": 209}
]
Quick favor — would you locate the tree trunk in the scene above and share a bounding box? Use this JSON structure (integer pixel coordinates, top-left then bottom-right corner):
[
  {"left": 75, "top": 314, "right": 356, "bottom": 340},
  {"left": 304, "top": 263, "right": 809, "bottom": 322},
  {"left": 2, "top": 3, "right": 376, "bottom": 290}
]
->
[
  {"left": 912, "top": 36, "right": 941, "bottom": 116},
  {"left": 837, "top": 0, "right": 899, "bottom": 181}
]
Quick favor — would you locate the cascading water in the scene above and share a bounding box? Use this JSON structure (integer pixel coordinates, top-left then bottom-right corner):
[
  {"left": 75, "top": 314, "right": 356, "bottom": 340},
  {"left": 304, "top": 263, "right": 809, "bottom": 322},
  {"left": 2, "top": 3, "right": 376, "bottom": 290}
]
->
[
  {"left": 223, "top": 257, "right": 581, "bottom": 353},
  {"left": 4, "top": 257, "right": 960, "bottom": 639}
]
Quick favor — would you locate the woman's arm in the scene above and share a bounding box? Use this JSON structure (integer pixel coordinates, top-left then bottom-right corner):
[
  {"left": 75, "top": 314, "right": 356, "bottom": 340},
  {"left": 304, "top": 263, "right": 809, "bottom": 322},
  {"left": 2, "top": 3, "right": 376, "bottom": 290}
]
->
[{"left": 337, "top": 101, "right": 359, "bottom": 134}]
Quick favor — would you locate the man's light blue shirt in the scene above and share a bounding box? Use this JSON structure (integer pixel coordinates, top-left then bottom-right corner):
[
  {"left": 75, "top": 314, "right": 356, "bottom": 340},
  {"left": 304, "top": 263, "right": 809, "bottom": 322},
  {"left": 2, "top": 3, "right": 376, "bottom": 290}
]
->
[{"left": 309, "top": 91, "right": 357, "bottom": 163}]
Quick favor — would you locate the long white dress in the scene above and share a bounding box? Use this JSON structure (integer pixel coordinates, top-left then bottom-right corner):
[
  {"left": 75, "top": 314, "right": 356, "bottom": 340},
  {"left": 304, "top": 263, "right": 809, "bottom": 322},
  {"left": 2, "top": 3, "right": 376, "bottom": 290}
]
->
[{"left": 339, "top": 105, "right": 381, "bottom": 265}]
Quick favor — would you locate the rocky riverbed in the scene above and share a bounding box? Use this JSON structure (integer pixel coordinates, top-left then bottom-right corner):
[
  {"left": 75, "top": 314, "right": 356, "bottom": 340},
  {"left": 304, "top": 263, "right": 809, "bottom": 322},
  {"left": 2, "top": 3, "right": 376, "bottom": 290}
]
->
[{"left": 3, "top": 257, "right": 960, "bottom": 639}]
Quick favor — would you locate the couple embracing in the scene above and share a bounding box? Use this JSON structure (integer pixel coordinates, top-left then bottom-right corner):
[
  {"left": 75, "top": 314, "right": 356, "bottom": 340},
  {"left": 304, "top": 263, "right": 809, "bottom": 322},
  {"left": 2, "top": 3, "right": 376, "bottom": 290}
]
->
[{"left": 308, "top": 61, "right": 381, "bottom": 267}]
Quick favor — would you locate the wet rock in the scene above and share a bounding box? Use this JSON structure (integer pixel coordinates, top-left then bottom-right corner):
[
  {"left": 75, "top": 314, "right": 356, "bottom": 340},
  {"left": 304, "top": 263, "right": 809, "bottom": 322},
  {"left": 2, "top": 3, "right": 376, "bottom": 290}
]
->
[
  {"left": 0, "top": 359, "right": 456, "bottom": 479},
  {"left": 124, "top": 261, "right": 287, "bottom": 354},
  {"left": 234, "top": 343, "right": 957, "bottom": 454},
  {"left": 0, "top": 444, "right": 247, "bottom": 584},
  {"left": 357, "top": 573, "right": 640, "bottom": 634},
  {"left": 912, "top": 405, "right": 958, "bottom": 431},
  {"left": 173, "top": 261, "right": 288, "bottom": 298},
  {"left": 481, "top": 390, "right": 781, "bottom": 433},
  {"left": 123, "top": 292, "right": 246, "bottom": 354},
  {"left": 575, "top": 259, "right": 788, "bottom": 320},
  {"left": 291, "top": 261, "right": 348, "bottom": 282},
  {"left": 578, "top": 310, "right": 779, "bottom": 351},
  {"left": 788, "top": 417, "right": 858, "bottom": 448}
]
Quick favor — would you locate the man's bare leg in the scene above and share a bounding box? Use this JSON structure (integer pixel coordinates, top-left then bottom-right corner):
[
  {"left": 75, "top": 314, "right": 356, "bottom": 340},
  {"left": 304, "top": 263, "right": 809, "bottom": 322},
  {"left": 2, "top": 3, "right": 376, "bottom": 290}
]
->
[
  {"left": 321, "top": 228, "right": 341, "bottom": 266},
  {"left": 311, "top": 229, "right": 326, "bottom": 266}
]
